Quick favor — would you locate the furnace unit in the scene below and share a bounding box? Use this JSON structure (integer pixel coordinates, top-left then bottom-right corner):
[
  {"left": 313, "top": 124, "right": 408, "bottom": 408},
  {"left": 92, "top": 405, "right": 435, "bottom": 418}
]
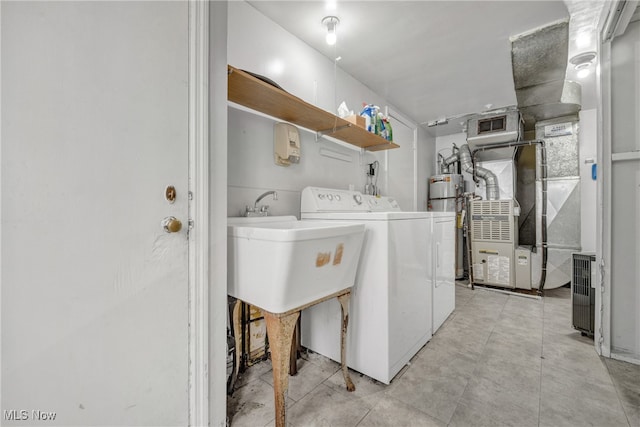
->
[{"left": 469, "top": 199, "right": 519, "bottom": 289}]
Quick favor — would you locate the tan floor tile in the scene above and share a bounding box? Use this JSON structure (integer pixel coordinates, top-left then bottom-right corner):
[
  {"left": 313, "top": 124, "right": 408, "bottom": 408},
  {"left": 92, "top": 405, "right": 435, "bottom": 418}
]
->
[
  {"left": 606, "top": 357, "right": 640, "bottom": 408},
  {"left": 449, "top": 395, "right": 538, "bottom": 427},
  {"left": 622, "top": 403, "right": 639, "bottom": 427},
  {"left": 233, "top": 358, "right": 273, "bottom": 390},
  {"left": 357, "top": 394, "right": 445, "bottom": 427},
  {"left": 386, "top": 346, "right": 476, "bottom": 424},
  {"left": 227, "top": 378, "right": 294, "bottom": 427},
  {"left": 260, "top": 356, "right": 339, "bottom": 402},
  {"left": 324, "top": 368, "right": 388, "bottom": 397},
  {"left": 539, "top": 372, "right": 628, "bottom": 427},
  {"left": 284, "top": 383, "right": 372, "bottom": 426}
]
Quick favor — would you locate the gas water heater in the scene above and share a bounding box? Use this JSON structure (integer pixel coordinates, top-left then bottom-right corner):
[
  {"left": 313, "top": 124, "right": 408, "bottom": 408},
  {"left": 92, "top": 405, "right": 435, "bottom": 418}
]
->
[{"left": 428, "top": 174, "right": 464, "bottom": 279}]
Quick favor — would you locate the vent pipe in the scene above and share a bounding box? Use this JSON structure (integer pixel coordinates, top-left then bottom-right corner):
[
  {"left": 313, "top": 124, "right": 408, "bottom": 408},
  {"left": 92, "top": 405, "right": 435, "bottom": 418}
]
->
[{"left": 442, "top": 144, "right": 500, "bottom": 200}]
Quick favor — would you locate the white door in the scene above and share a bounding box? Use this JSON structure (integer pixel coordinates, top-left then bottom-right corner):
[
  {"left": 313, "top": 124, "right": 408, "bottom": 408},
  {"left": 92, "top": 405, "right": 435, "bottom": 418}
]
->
[
  {"left": 385, "top": 110, "right": 418, "bottom": 211},
  {"left": 2, "top": 2, "right": 191, "bottom": 425}
]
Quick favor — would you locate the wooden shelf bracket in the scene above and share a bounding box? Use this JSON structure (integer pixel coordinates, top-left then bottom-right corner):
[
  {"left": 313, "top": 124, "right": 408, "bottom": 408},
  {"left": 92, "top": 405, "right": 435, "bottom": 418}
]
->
[{"left": 315, "top": 124, "right": 352, "bottom": 142}]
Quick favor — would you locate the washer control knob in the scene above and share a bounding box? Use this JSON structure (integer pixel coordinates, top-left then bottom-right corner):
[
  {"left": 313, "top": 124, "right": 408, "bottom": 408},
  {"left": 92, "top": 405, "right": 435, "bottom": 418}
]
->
[
  {"left": 327, "top": 194, "right": 333, "bottom": 201},
  {"left": 335, "top": 194, "right": 341, "bottom": 201},
  {"left": 353, "top": 194, "right": 362, "bottom": 204}
]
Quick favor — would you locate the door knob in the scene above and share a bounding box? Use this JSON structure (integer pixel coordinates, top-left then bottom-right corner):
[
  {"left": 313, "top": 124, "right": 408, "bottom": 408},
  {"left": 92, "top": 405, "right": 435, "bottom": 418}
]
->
[{"left": 162, "top": 216, "right": 182, "bottom": 233}]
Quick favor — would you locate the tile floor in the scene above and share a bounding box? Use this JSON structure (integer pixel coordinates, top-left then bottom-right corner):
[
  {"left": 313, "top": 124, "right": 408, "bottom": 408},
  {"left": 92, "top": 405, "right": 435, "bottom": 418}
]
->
[{"left": 227, "top": 283, "right": 640, "bottom": 426}]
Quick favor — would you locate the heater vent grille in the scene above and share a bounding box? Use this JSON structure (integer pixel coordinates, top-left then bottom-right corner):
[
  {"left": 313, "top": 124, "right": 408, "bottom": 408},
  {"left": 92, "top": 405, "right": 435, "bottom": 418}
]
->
[
  {"left": 572, "top": 253, "right": 595, "bottom": 335},
  {"left": 472, "top": 221, "right": 512, "bottom": 241},
  {"left": 470, "top": 200, "right": 514, "bottom": 242}
]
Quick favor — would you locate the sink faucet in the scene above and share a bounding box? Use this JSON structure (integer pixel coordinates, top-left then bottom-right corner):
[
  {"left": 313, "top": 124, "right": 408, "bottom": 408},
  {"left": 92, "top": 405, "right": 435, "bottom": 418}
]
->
[{"left": 245, "top": 190, "right": 278, "bottom": 217}]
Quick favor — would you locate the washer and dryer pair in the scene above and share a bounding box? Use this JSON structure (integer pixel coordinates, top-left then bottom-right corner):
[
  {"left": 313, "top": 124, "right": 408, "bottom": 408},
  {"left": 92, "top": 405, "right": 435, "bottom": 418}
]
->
[{"left": 300, "top": 187, "right": 455, "bottom": 384}]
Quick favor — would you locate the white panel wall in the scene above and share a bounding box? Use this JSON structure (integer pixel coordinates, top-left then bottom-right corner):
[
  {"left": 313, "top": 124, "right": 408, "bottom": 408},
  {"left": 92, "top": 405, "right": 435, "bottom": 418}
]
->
[
  {"left": 579, "top": 109, "right": 597, "bottom": 252},
  {"left": 209, "top": 2, "right": 229, "bottom": 424},
  {"left": 609, "top": 20, "right": 640, "bottom": 360},
  {"left": 227, "top": 1, "right": 429, "bottom": 216}
]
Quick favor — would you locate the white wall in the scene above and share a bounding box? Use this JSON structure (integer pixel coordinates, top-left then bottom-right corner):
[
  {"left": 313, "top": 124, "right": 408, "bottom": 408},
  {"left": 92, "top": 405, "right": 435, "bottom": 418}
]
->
[
  {"left": 227, "top": 1, "right": 430, "bottom": 216},
  {"left": 417, "top": 127, "right": 436, "bottom": 211},
  {"left": 228, "top": 108, "right": 367, "bottom": 216}
]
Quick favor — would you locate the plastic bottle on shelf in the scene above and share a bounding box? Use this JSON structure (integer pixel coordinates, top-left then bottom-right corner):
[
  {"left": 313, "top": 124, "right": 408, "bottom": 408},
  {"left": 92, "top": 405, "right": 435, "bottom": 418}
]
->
[
  {"left": 359, "top": 104, "right": 374, "bottom": 133},
  {"left": 384, "top": 118, "right": 393, "bottom": 141},
  {"left": 377, "top": 112, "right": 387, "bottom": 139},
  {"left": 372, "top": 107, "right": 381, "bottom": 135}
]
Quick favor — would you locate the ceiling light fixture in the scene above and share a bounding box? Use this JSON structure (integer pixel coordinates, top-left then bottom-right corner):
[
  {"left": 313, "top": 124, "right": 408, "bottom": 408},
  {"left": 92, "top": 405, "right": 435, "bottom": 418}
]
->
[
  {"left": 325, "top": 0, "right": 337, "bottom": 12},
  {"left": 575, "top": 31, "right": 592, "bottom": 49},
  {"left": 322, "top": 16, "right": 340, "bottom": 46},
  {"left": 569, "top": 51, "right": 597, "bottom": 78},
  {"left": 577, "top": 68, "right": 591, "bottom": 78}
]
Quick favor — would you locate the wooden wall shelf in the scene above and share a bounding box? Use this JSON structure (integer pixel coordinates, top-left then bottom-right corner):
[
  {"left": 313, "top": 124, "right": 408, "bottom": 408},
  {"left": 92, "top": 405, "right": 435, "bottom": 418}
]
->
[{"left": 228, "top": 65, "right": 399, "bottom": 151}]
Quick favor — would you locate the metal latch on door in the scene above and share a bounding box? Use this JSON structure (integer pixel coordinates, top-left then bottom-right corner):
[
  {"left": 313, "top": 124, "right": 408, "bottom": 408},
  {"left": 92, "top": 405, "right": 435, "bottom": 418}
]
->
[{"left": 162, "top": 185, "right": 182, "bottom": 233}]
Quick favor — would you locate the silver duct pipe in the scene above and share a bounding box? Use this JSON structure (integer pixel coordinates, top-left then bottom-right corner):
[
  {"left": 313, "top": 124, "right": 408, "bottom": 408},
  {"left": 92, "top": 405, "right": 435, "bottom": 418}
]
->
[
  {"left": 438, "top": 153, "right": 455, "bottom": 174},
  {"left": 442, "top": 144, "right": 500, "bottom": 200},
  {"left": 441, "top": 153, "right": 458, "bottom": 174},
  {"left": 511, "top": 19, "right": 581, "bottom": 130},
  {"left": 440, "top": 144, "right": 459, "bottom": 174},
  {"left": 457, "top": 144, "right": 499, "bottom": 200}
]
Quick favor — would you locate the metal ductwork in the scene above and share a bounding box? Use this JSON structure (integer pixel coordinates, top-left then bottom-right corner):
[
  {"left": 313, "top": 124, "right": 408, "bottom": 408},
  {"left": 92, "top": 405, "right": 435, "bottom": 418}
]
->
[
  {"left": 443, "top": 144, "right": 500, "bottom": 200},
  {"left": 511, "top": 20, "right": 581, "bottom": 130},
  {"left": 467, "top": 108, "right": 523, "bottom": 150}
]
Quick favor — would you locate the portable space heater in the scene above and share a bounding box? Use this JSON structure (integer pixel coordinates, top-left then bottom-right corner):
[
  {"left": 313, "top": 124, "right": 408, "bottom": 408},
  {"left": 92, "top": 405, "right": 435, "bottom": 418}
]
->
[{"left": 572, "top": 253, "right": 596, "bottom": 337}]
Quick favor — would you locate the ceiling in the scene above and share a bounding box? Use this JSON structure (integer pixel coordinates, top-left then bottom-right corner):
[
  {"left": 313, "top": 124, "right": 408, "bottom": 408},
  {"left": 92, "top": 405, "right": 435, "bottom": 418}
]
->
[{"left": 247, "top": 0, "right": 604, "bottom": 137}]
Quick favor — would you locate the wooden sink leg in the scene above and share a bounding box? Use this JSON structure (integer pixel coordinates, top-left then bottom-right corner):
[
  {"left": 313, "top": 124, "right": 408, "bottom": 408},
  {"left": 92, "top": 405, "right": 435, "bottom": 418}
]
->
[
  {"left": 264, "top": 310, "right": 300, "bottom": 427},
  {"left": 337, "top": 293, "right": 356, "bottom": 392},
  {"left": 289, "top": 320, "right": 300, "bottom": 376},
  {"left": 232, "top": 299, "right": 243, "bottom": 386}
]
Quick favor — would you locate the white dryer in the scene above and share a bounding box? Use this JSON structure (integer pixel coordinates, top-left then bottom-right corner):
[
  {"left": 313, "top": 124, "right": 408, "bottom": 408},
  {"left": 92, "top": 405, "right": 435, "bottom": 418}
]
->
[
  {"left": 425, "top": 211, "right": 456, "bottom": 333},
  {"left": 300, "top": 186, "right": 432, "bottom": 384}
]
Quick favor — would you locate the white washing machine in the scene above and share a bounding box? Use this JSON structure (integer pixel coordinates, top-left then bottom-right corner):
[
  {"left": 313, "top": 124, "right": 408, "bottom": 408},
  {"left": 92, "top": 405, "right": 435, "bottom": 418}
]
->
[{"left": 300, "top": 186, "right": 432, "bottom": 384}]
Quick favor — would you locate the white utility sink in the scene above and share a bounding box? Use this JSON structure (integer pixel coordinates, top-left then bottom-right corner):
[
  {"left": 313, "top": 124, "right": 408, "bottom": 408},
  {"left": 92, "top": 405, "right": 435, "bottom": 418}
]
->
[{"left": 227, "top": 216, "right": 365, "bottom": 313}]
